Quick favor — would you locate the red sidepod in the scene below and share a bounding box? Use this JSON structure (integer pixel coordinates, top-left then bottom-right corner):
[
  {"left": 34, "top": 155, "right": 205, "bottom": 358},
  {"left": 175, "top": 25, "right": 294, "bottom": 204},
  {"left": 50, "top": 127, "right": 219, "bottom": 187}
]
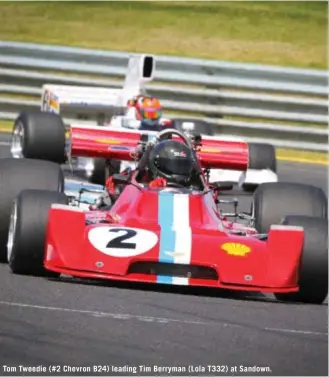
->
[{"left": 68, "top": 125, "right": 248, "bottom": 171}]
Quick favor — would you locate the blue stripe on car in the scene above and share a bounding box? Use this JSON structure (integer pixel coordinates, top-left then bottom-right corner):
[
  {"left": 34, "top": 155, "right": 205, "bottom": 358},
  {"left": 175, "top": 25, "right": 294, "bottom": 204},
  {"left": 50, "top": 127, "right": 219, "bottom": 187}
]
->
[{"left": 157, "top": 192, "right": 175, "bottom": 284}]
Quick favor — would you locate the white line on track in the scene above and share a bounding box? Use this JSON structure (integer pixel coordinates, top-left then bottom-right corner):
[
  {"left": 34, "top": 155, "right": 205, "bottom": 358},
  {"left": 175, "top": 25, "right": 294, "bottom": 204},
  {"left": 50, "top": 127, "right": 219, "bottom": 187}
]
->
[
  {"left": 0, "top": 300, "right": 327, "bottom": 336},
  {"left": 264, "top": 327, "right": 328, "bottom": 336},
  {"left": 0, "top": 141, "right": 10, "bottom": 146},
  {"left": 0, "top": 300, "right": 207, "bottom": 325}
]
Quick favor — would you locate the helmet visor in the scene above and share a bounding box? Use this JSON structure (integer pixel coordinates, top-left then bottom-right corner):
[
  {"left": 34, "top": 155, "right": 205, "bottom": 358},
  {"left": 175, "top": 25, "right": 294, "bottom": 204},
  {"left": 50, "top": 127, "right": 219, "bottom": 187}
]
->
[
  {"left": 156, "top": 157, "right": 193, "bottom": 177},
  {"left": 140, "top": 108, "right": 162, "bottom": 121}
]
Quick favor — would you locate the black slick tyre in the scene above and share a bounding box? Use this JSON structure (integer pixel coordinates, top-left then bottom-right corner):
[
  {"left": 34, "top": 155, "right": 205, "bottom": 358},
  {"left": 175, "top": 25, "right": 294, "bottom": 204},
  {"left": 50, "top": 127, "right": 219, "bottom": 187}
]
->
[
  {"left": 274, "top": 216, "right": 328, "bottom": 304},
  {"left": 11, "top": 111, "right": 66, "bottom": 163},
  {"left": 252, "top": 182, "right": 327, "bottom": 234},
  {"left": 0, "top": 159, "right": 64, "bottom": 262},
  {"left": 8, "top": 189, "right": 68, "bottom": 276},
  {"left": 242, "top": 143, "right": 277, "bottom": 192}
]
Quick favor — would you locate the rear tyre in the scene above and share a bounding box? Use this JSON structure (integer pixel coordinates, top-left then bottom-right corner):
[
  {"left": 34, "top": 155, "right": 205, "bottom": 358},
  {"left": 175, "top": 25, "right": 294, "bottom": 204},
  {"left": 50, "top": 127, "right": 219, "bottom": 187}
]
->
[
  {"left": 11, "top": 111, "right": 66, "bottom": 163},
  {"left": 252, "top": 182, "right": 327, "bottom": 234},
  {"left": 274, "top": 216, "right": 328, "bottom": 304},
  {"left": 242, "top": 143, "right": 277, "bottom": 192},
  {"left": 8, "top": 190, "right": 68, "bottom": 276},
  {"left": 0, "top": 159, "right": 64, "bottom": 262}
]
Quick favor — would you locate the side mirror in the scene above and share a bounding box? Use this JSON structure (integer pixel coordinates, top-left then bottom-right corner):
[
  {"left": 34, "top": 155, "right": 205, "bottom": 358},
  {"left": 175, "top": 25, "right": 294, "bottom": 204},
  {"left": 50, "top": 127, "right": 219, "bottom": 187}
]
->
[
  {"left": 112, "top": 174, "right": 130, "bottom": 185},
  {"left": 211, "top": 182, "right": 234, "bottom": 191}
]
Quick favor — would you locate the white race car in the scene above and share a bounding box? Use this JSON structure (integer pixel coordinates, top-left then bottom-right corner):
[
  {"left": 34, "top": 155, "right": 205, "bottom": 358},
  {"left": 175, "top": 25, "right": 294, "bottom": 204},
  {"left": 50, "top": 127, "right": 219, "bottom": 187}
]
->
[{"left": 11, "top": 54, "right": 278, "bottom": 192}]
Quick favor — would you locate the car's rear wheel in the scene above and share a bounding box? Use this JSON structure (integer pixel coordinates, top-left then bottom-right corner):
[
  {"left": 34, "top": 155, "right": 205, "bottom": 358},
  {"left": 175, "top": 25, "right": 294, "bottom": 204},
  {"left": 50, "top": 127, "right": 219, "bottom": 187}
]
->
[
  {"left": 252, "top": 182, "right": 327, "bottom": 234},
  {"left": 11, "top": 111, "right": 66, "bottom": 163},
  {"left": 0, "top": 159, "right": 64, "bottom": 262},
  {"left": 274, "top": 215, "right": 328, "bottom": 304},
  {"left": 8, "top": 189, "right": 68, "bottom": 276},
  {"left": 242, "top": 143, "right": 277, "bottom": 192}
]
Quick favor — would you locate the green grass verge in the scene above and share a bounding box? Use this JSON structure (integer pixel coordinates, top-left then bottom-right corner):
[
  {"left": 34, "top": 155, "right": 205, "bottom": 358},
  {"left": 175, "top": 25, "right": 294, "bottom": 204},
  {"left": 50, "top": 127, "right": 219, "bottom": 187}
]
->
[
  {"left": 276, "top": 148, "right": 328, "bottom": 164},
  {"left": 0, "top": 2, "right": 326, "bottom": 163},
  {"left": 0, "top": 1, "right": 327, "bottom": 68},
  {"left": 0, "top": 120, "right": 12, "bottom": 130}
]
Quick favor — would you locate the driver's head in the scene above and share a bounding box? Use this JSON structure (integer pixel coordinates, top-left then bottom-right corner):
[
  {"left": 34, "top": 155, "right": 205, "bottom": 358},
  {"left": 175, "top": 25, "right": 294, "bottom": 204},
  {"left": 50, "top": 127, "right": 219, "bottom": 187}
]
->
[
  {"left": 129, "top": 95, "right": 162, "bottom": 125},
  {"left": 148, "top": 139, "right": 194, "bottom": 186}
]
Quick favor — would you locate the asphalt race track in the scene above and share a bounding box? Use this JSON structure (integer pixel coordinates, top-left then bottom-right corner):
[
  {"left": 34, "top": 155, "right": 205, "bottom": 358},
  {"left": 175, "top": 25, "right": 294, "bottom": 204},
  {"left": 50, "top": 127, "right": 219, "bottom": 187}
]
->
[{"left": 0, "top": 132, "right": 328, "bottom": 376}]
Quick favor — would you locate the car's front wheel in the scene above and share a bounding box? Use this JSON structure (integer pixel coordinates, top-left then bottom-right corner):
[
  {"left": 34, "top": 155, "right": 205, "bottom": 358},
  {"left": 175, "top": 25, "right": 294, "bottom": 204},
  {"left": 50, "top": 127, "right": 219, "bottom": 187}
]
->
[
  {"left": 0, "top": 159, "right": 64, "bottom": 262},
  {"left": 8, "top": 189, "right": 68, "bottom": 276},
  {"left": 274, "top": 215, "right": 328, "bottom": 304}
]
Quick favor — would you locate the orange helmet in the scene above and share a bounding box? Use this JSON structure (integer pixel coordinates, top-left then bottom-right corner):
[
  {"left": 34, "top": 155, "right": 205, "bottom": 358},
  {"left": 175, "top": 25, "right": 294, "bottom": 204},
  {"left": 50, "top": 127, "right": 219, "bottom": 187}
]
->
[{"left": 128, "top": 95, "right": 162, "bottom": 121}]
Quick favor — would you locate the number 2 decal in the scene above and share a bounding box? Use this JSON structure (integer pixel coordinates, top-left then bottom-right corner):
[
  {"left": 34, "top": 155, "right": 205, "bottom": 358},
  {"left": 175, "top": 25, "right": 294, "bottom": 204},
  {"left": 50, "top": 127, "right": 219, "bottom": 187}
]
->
[
  {"left": 88, "top": 226, "right": 158, "bottom": 257},
  {"left": 106, "top": 228, "right": 137, "bottom": 249}
]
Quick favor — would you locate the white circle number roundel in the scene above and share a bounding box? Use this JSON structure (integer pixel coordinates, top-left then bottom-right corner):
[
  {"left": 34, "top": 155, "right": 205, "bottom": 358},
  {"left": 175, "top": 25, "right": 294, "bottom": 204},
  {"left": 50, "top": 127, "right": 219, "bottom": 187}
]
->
[{"left": 88, "top": 226, "right": 158, "bottom": 257}]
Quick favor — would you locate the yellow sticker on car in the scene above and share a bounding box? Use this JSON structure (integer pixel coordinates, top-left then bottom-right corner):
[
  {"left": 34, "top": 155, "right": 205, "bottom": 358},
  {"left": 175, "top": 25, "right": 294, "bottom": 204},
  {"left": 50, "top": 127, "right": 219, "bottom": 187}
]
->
[
  {"left": 201, "top": 147, "right": 221, "bottom": 153},
  {"left": 95, "top": 138, "right": 122, "bottom": 145},
  {"left": 221, "top": 242, "right": 251, "bottom": 256}
]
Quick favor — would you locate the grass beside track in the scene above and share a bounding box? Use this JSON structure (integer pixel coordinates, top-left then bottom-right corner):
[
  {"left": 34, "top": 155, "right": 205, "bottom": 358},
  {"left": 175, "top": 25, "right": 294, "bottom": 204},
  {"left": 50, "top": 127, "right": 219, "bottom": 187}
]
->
[
  {"left": 0, "top": 120, "right": 13, "bottom": 130},
  {"left": 0, "top": 2, "right": 327, "bottom": 164},
  {"left": 0, "top": 1, "right": 327, "bottom": 68}
]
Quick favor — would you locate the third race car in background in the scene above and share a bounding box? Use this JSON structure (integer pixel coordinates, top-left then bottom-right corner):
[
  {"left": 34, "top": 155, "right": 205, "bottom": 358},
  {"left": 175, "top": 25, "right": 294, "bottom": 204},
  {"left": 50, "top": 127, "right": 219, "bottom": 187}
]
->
[{"left": 10, "top": 54, "right": 278, "bottom": 192}]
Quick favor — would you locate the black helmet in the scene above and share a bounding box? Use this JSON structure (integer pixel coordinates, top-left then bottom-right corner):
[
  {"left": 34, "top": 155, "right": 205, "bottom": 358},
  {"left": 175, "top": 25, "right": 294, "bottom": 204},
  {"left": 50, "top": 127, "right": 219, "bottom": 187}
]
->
[{"left": 148, "top": 140, "right": 194, "bottom": 185}]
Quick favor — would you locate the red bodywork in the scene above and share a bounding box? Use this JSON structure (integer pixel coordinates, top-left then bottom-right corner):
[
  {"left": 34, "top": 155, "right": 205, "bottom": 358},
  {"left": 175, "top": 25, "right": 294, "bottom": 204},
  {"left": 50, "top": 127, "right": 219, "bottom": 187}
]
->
[
  {"left": 45, "top": 125, "right": 304, "bottom": 293},
  {"left": 68, "top": 125, "right": 249, "bottom": 171}
]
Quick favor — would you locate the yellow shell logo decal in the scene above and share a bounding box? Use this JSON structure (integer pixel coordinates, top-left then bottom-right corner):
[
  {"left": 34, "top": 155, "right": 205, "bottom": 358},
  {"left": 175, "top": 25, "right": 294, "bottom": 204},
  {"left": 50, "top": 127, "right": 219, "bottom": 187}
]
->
[{"left": 221, "top": 242, "right": 251, "bottom": 256}]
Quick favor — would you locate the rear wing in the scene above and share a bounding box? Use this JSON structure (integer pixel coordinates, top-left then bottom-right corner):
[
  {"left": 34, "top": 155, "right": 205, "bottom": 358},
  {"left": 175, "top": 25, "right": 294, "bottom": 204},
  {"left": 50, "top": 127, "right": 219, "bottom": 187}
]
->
[
  {"left": 41, "top": 55, "right": 155, "bottom": 125},
  {"left": 67, "top": 124, "right": 248, "bottom": 171}
]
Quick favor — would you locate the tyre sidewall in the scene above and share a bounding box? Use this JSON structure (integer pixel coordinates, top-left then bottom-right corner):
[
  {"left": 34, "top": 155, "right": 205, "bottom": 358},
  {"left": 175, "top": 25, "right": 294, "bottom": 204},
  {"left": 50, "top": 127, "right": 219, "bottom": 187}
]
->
[
  {"left": 0, "top": 159, "right": 64, "bottom": 261},
  {"left": 252, "top": 182, "right": 327, "bottom": 234},
  {"left": 13, "top": 111, "right": 66, "bottom": 163},
  {"left": 276, "top": 215, "right": 328, "bottom": 303},
  {"left": 248, "top": 143, "right": 277, "bottom": 172},
  {"left": 8, "top": 190, "right": 68, "bottom": 275}
]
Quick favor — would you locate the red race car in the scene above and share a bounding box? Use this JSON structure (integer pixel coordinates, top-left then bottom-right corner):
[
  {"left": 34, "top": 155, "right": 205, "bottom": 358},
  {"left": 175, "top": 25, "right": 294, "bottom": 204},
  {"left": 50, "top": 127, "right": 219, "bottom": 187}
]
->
[{"left": 2, "top": 112, "right": 327, "bottom": 304}]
